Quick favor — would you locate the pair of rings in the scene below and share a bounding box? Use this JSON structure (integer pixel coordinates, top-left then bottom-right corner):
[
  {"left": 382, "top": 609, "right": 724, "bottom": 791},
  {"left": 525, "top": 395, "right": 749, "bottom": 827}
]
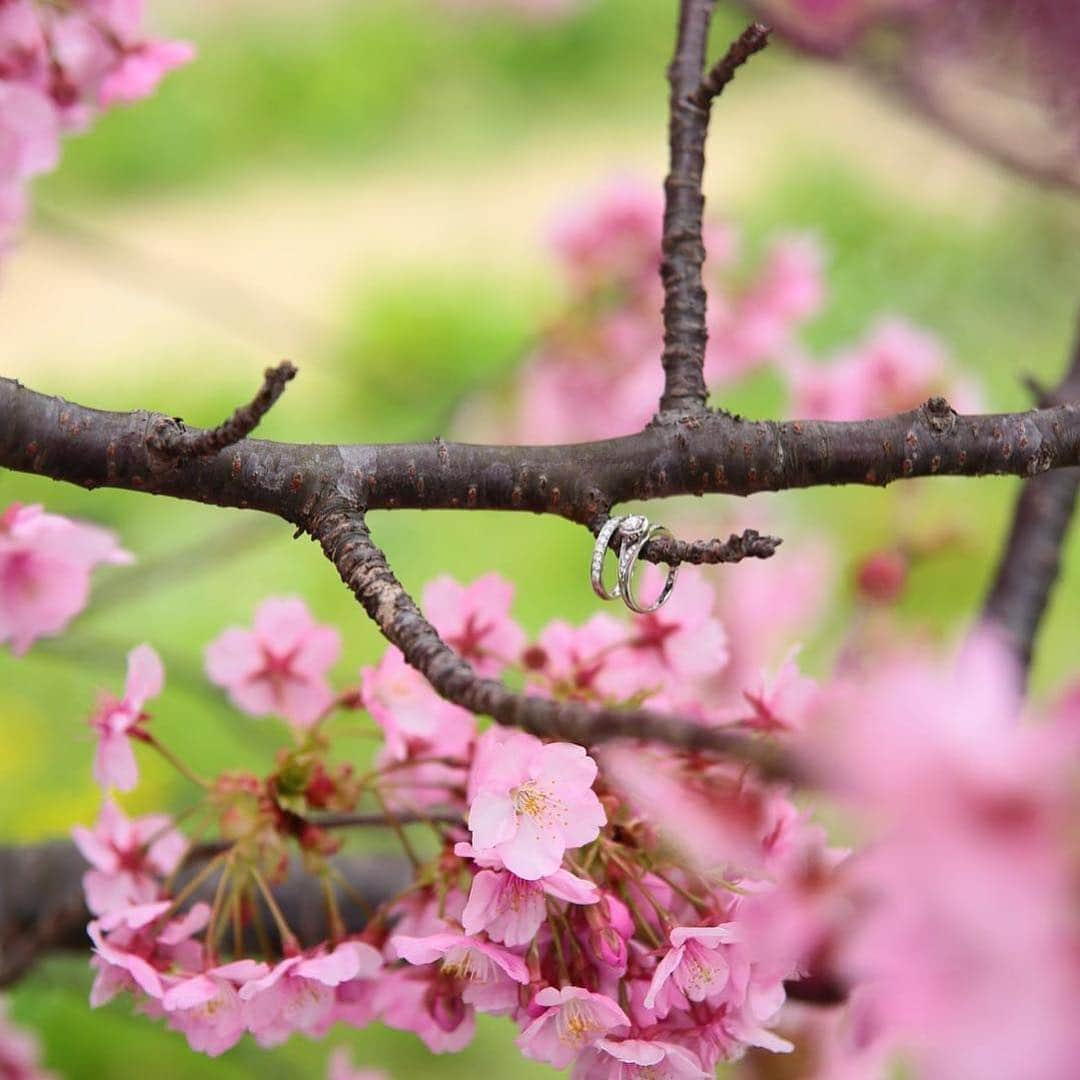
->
[{"left": 590, "top": 514, "right": 679, "bottom": 614}]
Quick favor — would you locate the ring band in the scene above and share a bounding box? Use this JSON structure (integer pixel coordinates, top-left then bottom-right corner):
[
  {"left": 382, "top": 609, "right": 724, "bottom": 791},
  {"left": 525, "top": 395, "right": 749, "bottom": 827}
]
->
[
  {"left": 619, "top": 524, "right": 678, "bottom": 614},
  {"left": 590, "top": 515, "right": 627, "bottom": 600}
]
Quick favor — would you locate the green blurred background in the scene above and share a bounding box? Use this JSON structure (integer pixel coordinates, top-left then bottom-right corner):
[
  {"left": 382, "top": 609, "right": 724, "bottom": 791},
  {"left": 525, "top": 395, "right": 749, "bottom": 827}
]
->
[{"left": 2, "top": 0, "right": 1079, "bottom": 1075}]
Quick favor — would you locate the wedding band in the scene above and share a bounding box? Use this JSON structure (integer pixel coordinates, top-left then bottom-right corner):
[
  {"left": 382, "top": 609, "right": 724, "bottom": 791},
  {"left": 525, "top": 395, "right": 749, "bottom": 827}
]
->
[
  {"left": 590, "top": 515, "right": 628, "bottom": 600},
  {"left": 619, "top": 524, "right": 678, "bottom": 614}
]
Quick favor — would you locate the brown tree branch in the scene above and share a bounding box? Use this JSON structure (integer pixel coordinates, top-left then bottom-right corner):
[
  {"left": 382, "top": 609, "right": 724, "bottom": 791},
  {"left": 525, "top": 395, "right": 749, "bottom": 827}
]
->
[
  {"left": 5, "top": 378, "right": 1078, "bottom": 524},
  {"left": 658, "top": 10, "right": 771, "bottom": 415},
  {"left": 146, "top": 361, "right": 296, "bottom": 458},
  {"left": 692, "top": 21, "right": 772, "bottom": 109},
  {"left": 311, "top": 505, "right": 796, "bottom": 777},
  {"left": 981, "top": 315, "right": 1080, "bottom": 674}
]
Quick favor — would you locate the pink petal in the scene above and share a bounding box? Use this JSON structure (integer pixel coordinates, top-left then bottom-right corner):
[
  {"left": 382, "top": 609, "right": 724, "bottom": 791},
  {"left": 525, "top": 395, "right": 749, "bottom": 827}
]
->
[
  {"left": 468, "top": 791, "right": 517, "bottom": 851},
  {"left": 124, "top": 643, "right": 163, "bottom": 706}
]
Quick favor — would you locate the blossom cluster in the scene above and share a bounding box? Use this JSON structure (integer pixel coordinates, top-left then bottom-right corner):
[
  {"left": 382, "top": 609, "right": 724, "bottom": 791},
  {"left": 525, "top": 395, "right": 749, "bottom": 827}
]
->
[
  {"left": 0, "top": 997, "right": 55, "bottom": 1080},
  {"left": 0, "top": 0, "right": 193, "bottom": 261},
  {"left": 4, "top": 497, "right": 1079, "bottom": 1077},
  {"left": 463, "top": 178, "right": 979, "bottom": 444},
  {"left": 71, "top": 566, "right": 830, "bottom": 1071}
]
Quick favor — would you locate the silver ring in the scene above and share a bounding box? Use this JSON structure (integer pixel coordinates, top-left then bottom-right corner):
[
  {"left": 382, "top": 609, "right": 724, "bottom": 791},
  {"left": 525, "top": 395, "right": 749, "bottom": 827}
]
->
[
  {"left": 619, "top": 524, "right": 678, "bottom": 614},
  {"left": 590, "top": 515, "right": 627, "bottom": 600}
]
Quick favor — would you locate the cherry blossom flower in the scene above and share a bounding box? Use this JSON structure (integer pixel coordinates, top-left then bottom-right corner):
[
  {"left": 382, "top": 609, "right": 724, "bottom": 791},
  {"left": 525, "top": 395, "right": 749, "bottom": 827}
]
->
[
  {"left": 240, "top": 941, "right": 382, "bottom": 1047},
  {"left": 466, "top": 728, "right": 606, "bottom": 879},
  {"left": 617, "top": 564, "right": 728, "bottom": 684},
  {"left": 371, "top": 967, "right": 476, "bottom": 1053},
  {"left": 71, "top": 798, "right": 187, "bottom": 915},
  {"left": 0, "top": 997, "right": 55, "bottom": 1080},
  {"left": 526, "top": 613, "right": 632, "bottom": 701},
  {"left": 161, "top": 959, "right": 269, "bottom": 1057},
  {"left": 517, "top": 986, "right": 630, "bottom": 1069},
  {"left": 0, "top": 3, "right": 192, "bottom": 265},
  {"left": 205, "top": 597, "right": 341, "bottom": 729},
  {"left": 361, "top": 646, "right": 475, "bottom": 763},
  {"left": 423, "top": 573, "right": 526, "bottom": 676},
  {"left": 391, "top": 932, "right": 529, "bottom": 1014},
  {"left": 0, "top": 503, "right": 132, "bottom": 655},
  {"left": 99, "top": 40, "right": 196, "bottom": 106},
  {"left": 573, "top": 1037, "right": 711, "bottom": 1080},
  {"left": 643, "top": 925, "right": 739, "bottom": 1009},
  {"left": 459, "top": 853, "right": 599, "bottom": 946},
  {"left": 88, "top": 644, "right": 164, "bottom": 792},
  {"left": 88, "top": 901, "right": 209, "bottom": 1007}
]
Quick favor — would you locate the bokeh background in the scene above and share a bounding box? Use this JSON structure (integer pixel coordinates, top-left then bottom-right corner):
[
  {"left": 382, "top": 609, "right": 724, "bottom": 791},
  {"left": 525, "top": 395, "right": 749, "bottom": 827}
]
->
[{"left": 2, "top": 1, "right": 1079, "bottom": 1076}]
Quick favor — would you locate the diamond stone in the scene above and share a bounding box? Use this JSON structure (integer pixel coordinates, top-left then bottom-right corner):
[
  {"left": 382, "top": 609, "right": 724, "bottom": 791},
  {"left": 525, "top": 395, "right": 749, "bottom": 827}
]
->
[{"left": 619, "top": 514, "right": 648, "bottom": 539}]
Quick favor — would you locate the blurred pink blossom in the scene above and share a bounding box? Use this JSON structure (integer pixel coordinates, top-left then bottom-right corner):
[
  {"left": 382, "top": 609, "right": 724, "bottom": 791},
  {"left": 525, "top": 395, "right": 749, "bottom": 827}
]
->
[
  {"left": 0, "top": 503, "right": 132, "bottom": 655},
  {"left": 88, "top": 643, "right": 163, "bottom": 792},
  {"left": 205, "top": 597, "right": 341, "bottom": 729},
  {"left": 71, "top": 797, "right": 187, "bottom": 915},
  {"left": 423, "top": 572, "right": 526, "bottom": 677}
]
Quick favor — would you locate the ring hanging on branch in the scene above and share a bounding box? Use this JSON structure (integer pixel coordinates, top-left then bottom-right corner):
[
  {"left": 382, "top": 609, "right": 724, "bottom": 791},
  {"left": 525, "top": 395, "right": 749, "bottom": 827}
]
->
[
  {"left": 620, "top": 521, "right": 679, "bottom": 614},
  {"left": 590, "top": 514, "right": 679, "bottom": 612}
]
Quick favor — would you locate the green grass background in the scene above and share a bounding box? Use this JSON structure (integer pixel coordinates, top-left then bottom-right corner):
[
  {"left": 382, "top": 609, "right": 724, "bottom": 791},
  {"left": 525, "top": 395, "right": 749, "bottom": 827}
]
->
[{"left": 4, "top": 0, "right": 1080, "bottom": 1076}]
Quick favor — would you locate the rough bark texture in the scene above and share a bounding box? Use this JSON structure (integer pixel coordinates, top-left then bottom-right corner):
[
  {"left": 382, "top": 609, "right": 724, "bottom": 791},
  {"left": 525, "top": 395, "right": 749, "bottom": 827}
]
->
[{"left": 982, "top": 318, "right": 1080, "bottom": 673}]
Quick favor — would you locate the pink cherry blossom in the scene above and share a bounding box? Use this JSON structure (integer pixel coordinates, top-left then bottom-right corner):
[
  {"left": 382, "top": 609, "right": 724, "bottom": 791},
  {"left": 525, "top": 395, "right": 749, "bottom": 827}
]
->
[
  {"left": 517, "top": 986, "right": 630, "bottom": 1069},
  {"left": 161, "top": 959, "right": 269, "bottom": 1057},
  {"left": 0, "top": 997, "right": 55, "bottom": 1080},
  {"left": 392, "top": 932, "right": 529, "bottom": 1014},
  {"left": 205, "top": 597, "right": 341, "bottom": 729},
  {"left": 240, "top": 941, "right": 382, "bottom": 1047},
  {"left": 423, "top": 573, "right": 526, "bottom": 677},
  {"left": 361, "top": 646, "right": 475, "bottom": 763},
  {"left": 616, "top": 564, "right": 729, "bottom": 684},
  {"left": 644, "top": 925, "right": 739, "bottom": 1009},
  {"left": 371, "top": 966, "right": 476, "bottom": 1053},
  {"left": 0, "top": 503, "right": 132, "bottom": 655},
  {"left": 88, "top": 644, "right": 164, "bottom": 792},
  {"left": 460, "top": 860, "right": 598, "bottom": 946},
  {"left": 525, "top": 612, "right": 632, "bottom": 700},
  {"left": 71, "top": 797, "right": 187, "bottom": 915},
  {"left": 467, "top": 728, "right": 606, "bottom": 879},
  {"left": 88, "top": 901, "right": 210, "bottom": 1007},
  {"left": 706, "top": 233, "right": 825, "bottom": 383},
  {"left": 573, "top": 1037, "right": 711, "bottom": 1080},
  {"left": 99, "top": 40, "right": 195, "bottom": 106}
]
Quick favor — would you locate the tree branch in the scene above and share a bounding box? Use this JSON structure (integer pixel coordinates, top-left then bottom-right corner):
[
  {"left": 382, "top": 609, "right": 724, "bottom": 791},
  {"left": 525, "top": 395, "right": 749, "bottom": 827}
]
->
[
  {"left": 658, "top": 10, "right": 770, "bottom": 415},
  {"left": 310, "top": 505, "right": 796, "bottom": 777},
  {"left": 5, "top": 379, "right": 1078, "bottom": 525},
  {"left": 0, "top": 841, "right": 410, "bottom": 987},
  {"left": 981, "top": 315, "right": 1080, "bottom": 674},
  {"left": 146, "top": 361, "right": 296, "bottom": 458},
  {"left": 692, "top": 21, "right": 771, "bottom": 110}
]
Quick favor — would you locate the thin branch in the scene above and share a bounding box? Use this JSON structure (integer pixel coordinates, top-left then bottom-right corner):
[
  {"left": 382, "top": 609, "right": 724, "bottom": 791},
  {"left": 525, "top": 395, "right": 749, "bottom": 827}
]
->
[
  {"left": 146, "top": 361, "right": 297, "bottom": 458},
  {"left": 310, "top": 506, "right": 796, "bottom": 778},
  {"left": 981, "top": 313, "right": 1080, "bottom": 675},
  {"left": 657, "top": 0, "right": 717, "bottom": 415},
  {"left": 603, "top": 525, "right": 782, "bottom": 567},
  {"left": 692, "top": 21, "right": 772, "bottom": 109}
]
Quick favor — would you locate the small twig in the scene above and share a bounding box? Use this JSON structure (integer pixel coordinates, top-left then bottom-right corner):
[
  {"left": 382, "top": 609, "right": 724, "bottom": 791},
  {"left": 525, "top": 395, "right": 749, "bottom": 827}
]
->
[
  {"left": 147, "top": 361, "right": 297, "bottom": 457},
  {"left": 602, "top": 524, "right": 782, "bottom": 566},
  {"left": 692, "top": 21, "right": 771, "bottom": 109}
]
